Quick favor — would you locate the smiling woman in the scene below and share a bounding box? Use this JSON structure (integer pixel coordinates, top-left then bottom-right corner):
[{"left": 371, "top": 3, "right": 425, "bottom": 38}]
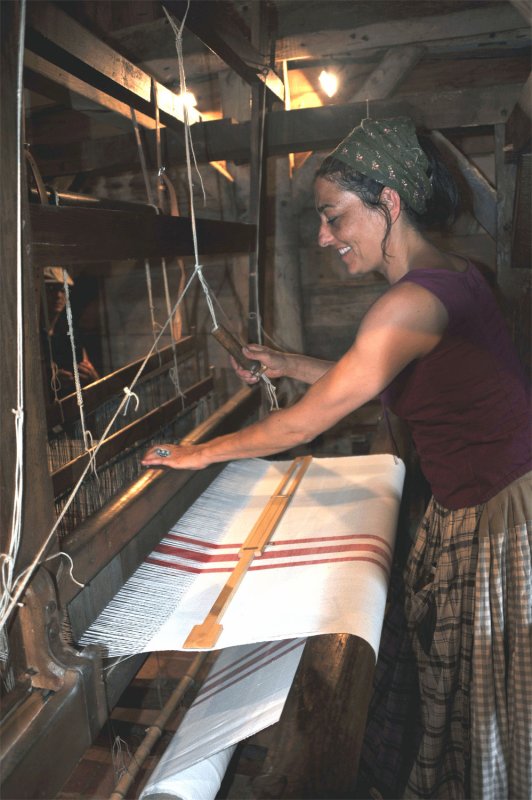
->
[{"left": 142, "top": 116, "right": 531, "bottom": 800}]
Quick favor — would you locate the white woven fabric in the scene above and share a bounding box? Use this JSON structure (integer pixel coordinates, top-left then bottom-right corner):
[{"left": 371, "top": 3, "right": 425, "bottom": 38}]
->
[
  {"left": 80, "top": 454, "right": 404, "bottom": 659},
  {"left": 139, "top": 638, "right": 306, "bottom": 799}
]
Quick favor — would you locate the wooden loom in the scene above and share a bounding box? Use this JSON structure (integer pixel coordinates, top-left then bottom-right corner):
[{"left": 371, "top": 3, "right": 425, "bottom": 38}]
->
[{"left": 0, "top": 4, "right": 397, "bottom": 799}]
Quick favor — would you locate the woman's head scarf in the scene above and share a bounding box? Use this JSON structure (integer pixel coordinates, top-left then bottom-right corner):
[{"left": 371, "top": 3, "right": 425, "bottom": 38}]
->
[{"left": 327, "top": 117, "right": 432, "bottom": 213}]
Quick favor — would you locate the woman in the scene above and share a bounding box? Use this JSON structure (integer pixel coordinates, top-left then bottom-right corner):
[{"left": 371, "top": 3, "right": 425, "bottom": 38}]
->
[{"left": 142, "top": 118, "right": 531, "bottom": 799}]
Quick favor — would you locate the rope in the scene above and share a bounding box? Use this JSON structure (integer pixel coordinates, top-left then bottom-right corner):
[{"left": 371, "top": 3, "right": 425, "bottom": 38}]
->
[
  {"left": 63, "top": 269, "right": 97, "bottom": 469},
  {"left": 1, "top": 0, "right": 27, "bottom": 634}
]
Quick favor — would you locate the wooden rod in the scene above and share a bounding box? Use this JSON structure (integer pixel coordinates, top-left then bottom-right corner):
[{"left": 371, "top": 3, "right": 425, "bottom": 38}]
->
[
  {"left": 108, "top": 653, "right": 208, "bottom": 800},
  {"left": 183, "top": 455, "right": 312, "bottom": 649}
]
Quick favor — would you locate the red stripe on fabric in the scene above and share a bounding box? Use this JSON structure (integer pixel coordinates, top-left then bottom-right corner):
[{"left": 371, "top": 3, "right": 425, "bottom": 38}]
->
[
  {"left": 272, "top": 533, "right": 392, "bottom": 551},
  {"left": 154, "top": 541, "right": 390, "bottom": 566},
  {"left": 201, "top": 640, "right": 294, "bottom": 694},
  {"left": 154, "top": 543, "right": 235, "bottom": 562},
  {"left": 145, "top": 553, "right": 389, "bottom": 575},
  {"left": 193, "top": 640, "right": 304, "bottom": 707},
  {"left": 261, "top": 542, "right": 391, "bottom": 566},
  {"left": 165, "top": 530, "right": 392, "bottom": 552}
]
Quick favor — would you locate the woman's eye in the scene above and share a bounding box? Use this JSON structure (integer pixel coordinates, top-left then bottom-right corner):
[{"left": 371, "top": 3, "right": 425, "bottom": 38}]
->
[{"left": 326, "top": 216, "right": 339, "bottom": 226}]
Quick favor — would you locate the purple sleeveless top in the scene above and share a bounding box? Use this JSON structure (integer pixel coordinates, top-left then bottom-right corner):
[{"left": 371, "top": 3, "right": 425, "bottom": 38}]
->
[{"left": 380, "top": 262, "right": 531, "bottom": 509}]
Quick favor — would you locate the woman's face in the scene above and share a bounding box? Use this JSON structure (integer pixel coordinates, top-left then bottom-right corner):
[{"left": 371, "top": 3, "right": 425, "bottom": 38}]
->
[
  {"left": 314, "top": 177, "right": 388, "bottom": 277},
  {"left": 45, "top": 283, "right": 66, "bottom": 318}
]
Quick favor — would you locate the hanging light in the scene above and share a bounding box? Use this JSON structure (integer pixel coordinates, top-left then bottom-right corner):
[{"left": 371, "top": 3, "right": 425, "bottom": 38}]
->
[
  {"left": 319, "top": 69, "right": 338, "bottom": 98},
  {"left": 178, "top": 91, "right": 197, "bottom": 110},
  {"left": 174, "top": 91, "right": 200, "bottom": 125}
]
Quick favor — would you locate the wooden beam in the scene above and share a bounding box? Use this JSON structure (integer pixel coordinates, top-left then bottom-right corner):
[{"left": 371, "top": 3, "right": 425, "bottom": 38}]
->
[
  {"left": 163, "top": 1, "right": 284, "bottom": 103},
  {"left": 350, "top": 45, "right": 426, "bottom": 102},
  {"left": 29, "top": 205, "right": 256, "bottom": 265},
  {"left": 24, "top": 50, "right": 160, "bottom": 132},
  {"left": 494, "top": 123, "right": 519, "bottom": 299},
  {"left": 25, "top": 2, "right": 199, "bottom": 133},
  {"left": 32, "top": 84, "right": 524, "bottom": 176},
  {"left": 275, "top": 4, "right": 528, "bottom": 62},
  {"left": 505, "top": 72, "right": 532, "bottom": 157},
  {"left": 430, "top": 130, "right": 497, "bottom": 239}
]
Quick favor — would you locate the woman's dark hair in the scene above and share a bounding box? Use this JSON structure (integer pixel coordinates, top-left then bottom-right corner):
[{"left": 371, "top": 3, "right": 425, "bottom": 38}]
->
[{"left": 315, "top": 132, "right": 460, "bottom": 257}]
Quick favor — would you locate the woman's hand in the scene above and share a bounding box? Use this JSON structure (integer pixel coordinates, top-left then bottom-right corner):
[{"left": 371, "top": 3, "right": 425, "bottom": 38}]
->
[
  {"left": 141, "top": 442, "right": 209, "bottom": 471},
  {"left": 230, "top": 344, "right": 288, "bottom": 384},
  {"left": 77, "top": 354, "right": 100, "bottom": 384}
]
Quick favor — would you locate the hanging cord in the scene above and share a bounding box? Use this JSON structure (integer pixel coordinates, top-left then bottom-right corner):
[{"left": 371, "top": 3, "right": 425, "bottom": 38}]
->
[
  {"left": 40, "top": 280, "right": 63, "bottom": 406},
  {"left": 152, "top": 78, "right": 186, "bottom": 401},
  {"left": 164, "top": 4, "right": 278, "bottom": 410},
  {"left": 130, "top": 106, "right": 163, "bottom": 355},
  {"left": 1, "top": 0, "right": 27, "bottom": 636},
  {"left": 62, "top": 269, "right": 98, "bottom": 475}
]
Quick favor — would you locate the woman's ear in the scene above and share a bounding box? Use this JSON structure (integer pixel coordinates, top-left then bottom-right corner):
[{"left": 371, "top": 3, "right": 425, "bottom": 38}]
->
[{"left": 381, "top": 187, "right": 402, "bottom": 222}]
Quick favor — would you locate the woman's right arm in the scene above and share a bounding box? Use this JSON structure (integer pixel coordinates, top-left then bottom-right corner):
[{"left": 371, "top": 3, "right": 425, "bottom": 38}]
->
[{"left": 234, "top": 344, "right": 334, "bottom": 385}]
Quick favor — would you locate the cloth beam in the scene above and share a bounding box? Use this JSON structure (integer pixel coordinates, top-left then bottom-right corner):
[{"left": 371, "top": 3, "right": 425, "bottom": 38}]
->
[{"left": 79, "top": 455, "right": 405, "bottom": 659}]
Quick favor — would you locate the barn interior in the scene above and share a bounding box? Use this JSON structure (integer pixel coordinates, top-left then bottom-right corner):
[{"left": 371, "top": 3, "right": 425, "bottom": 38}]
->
[{"left": 1, "top": 1, "right": 530, "bottom": 798}]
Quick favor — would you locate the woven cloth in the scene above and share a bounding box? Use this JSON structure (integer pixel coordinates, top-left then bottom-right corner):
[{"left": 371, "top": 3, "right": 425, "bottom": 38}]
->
[{"left": 79, "top": 455, "right": 404, "bottom": 659}]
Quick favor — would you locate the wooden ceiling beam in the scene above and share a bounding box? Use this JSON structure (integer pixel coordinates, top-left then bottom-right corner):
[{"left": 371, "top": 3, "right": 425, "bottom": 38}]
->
[
  {"left": 275, "top": 3, "right": 528, "bottom": 62},
  {"left": 162, "top": 1, "right": 284, "bottom": 103},
  {"left": 32, "top": 82, "right": 523, "bottom": 176},
  {"left": 29, "top": 205, "right": 256, "bottom": 266},
  {"left": 24, "top": 50, "right": 159, "bottom": 132},
  {"left": 25, "top": 1, "right": 197, "bottom": 133}
]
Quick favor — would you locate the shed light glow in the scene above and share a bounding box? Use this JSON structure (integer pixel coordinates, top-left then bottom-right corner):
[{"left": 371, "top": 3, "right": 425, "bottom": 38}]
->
[{"left": 319, "top": 70, "right": 338, "bottom": 98}]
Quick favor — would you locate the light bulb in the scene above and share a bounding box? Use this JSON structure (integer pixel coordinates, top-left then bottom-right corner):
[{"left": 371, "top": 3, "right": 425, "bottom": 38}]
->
[{"left": 319, "top": 70, "right": 338, "bottom": 98}]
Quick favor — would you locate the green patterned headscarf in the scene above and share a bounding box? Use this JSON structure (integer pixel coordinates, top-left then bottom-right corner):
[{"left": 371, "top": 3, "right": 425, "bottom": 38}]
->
[{"left": 328, "top": 117, "right": 432, "bottom": 213}]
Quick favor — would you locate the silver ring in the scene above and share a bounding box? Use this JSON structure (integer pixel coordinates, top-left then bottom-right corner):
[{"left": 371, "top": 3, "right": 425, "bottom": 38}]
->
[{"left": 155, "top": 447, "right": 171, "bottom": 458}]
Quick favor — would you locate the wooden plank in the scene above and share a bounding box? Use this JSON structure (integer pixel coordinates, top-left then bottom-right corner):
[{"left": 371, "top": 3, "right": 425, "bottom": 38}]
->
[
  {"left": 46, "top": 337, "right": 196, "bottom": 430},
  {"left": 430, "top": 130, "right": 497, "bottom": 239},
  {"left": 350, "top": 45, "right": 426, "bottom": 102},
  {"left": 163, "top": 1, "right": 284, "bottom": 103},
  {"left": 275, "top": 4, "right": 528, "bottom": 61},
  {"left": 25, "top": 2, "right": 199, "bottom": 132},
  {"left": 495, "top": 123, "right": 519, "bottom": 300},
  {"left": 24, "top": 50, "right": 159, "bottom": 131},
  {"left": 505, "top": 73, "right": 532, "bottom": 157},
  {"left": 51, "top": 376, "right": 214, "bottom": 497},
  {"left": 32, "top": 84, "right": 524, "bottom": 176},
  {"left": 29, "top": 205, "right": 256, "bottom": 265}
]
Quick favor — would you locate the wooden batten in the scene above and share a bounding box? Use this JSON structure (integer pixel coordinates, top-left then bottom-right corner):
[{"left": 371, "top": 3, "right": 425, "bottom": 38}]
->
[{"left": 30, "top": 205, "right": 256, "bottom": 265}]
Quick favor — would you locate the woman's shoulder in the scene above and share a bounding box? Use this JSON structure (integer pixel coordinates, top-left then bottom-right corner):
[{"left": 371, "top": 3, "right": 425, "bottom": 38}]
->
[{"left": 363, "top": 279, "right": 449, "bottom": 337}]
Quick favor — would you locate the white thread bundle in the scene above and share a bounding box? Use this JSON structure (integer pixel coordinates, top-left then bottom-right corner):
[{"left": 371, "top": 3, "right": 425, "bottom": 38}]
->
[{"left": 79, "top": 460, "right": 268, "bottom": 654}]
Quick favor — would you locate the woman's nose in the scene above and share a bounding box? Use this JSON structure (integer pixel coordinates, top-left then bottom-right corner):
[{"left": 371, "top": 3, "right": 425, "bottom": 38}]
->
[{"left": 318, "top": 221, "right": 334, "bottom": 248}]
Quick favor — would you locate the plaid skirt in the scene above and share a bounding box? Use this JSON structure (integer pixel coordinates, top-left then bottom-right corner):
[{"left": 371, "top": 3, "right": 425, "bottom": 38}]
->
[{"left": 359, "top": 469, "right": 532, "bottom": 799}]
